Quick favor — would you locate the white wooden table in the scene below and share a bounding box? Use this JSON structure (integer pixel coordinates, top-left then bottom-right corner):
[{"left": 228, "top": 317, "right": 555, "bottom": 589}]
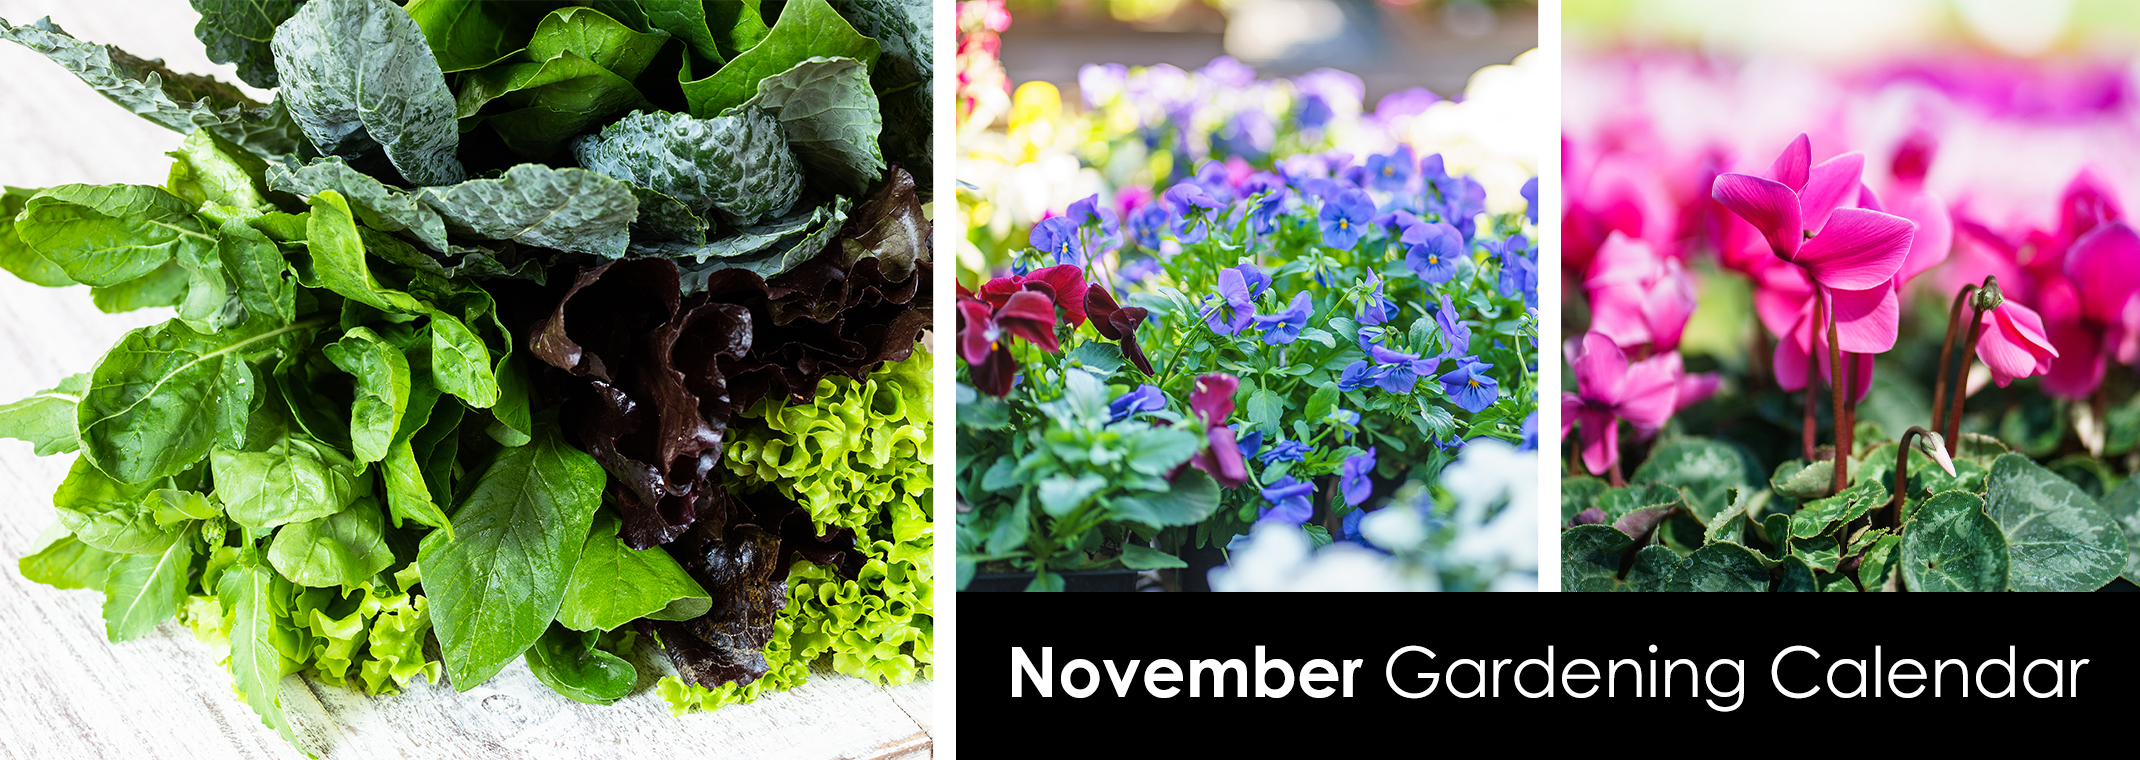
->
[{"left": 0, "top": 3, "right": 933, "bottom": 757}]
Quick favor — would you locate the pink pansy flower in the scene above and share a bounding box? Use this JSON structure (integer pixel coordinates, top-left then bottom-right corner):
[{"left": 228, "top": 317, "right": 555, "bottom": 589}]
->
[
  {"left": 1185, "top": 373, "right": 1248, "bottom": 488},
  {"left": 1583, "top": 232, "right": 1699, "bottom": 354},
  {"left": 1561, "top": 332, "right": 1679, "bottom": 477},
  {"left": 1974, "top": 300, "right": 2058, "bottom": 388}
]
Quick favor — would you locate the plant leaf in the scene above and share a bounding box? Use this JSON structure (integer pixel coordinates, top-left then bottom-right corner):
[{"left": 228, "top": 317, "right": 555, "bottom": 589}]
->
[
  {"left": 1982, "top": 453, "right": 2129, "bottom": 591},
  {"left": 403, "top": 0, "right": 550, "bottom": 72},
  {"left": 572, "top": 108, "right": 802, "bottom": 226},
  {"left": 1118, "top": 544, "right": 1186, "bottom": 569},
  {"left": 1900, "top": 490, "right": 2010, "bottom": 592},
  {"left": 189, "top": 0, "right": 302, "bottom": 87},
  {"left": 218, "top": 552, "right": 300, "bottom": 748},
  {"left": 213, "top": 432, "right": 366, "bottom": 531},
  {"left": 676, "top": 0, "right": 879, "bottom": 118},
  {"left": 0, "top": 17, "right": 300, "bottom": 157},
  {"left": 16, "top": 184, "right": 212, "bottom": 287},
  {"left": 267, "top": 157, "right": 450, "bottom": 252},
  {"left": 1109, "top": 469, "right": 1220, "bottom": 527},
  {"left": 728, "top": 56, "right": 883, "bottom": 195},
  {"left": 271, "top": 0, "right": 466, "bottom": 185},
  {"left": 323, "top": 327, "right": 411, "bottom": 463},
  {"left": 78, "top": 317, "right": 302, "bottom": 484},
  {"left": 102, "top": 526, "right": 195, "bottom": 641},
  {"left": 418, "top": 164, "right": 637, "bottom": 257},
  {"left": 0, "top": 372, "right": 87, "bottom": 456},
  {"left": 523, "top": 624, "right": 636, "bottom": 705},
  {"left": 556, "top": 512, "right": 711, "bottom": 631},
  {"left": 268, "top": 498, "right": 394, "bottom": 588}
]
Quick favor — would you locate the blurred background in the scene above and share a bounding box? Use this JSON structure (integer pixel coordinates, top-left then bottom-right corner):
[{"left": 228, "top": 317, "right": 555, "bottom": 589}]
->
[{"left": 999, "top": 0, "right": 1537, "bottom": 106}]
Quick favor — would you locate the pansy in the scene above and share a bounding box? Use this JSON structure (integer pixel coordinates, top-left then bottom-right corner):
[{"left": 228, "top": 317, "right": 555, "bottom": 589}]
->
[
  {"left": 956, "top": 287, "right": 1060, "bottom": 397},
  {"left": 1235, "top": 429, "right": 1265, "bottom": 460},
  {"left": 1367, "top": 344, "right": 1433, "bottom": 393},
  {"left": 1249, "top": 186, "right": 1291, "bottom": 234},
  {"left": 1251, "top": 291, "right": 1313, "bottom": 344},
  {"left": 1403, "top": 220, "right": 1463, "bottom": 284},
  {"left": 1186, "top": 373, "right": 1249, "bottom": 487},
  {"left": 1358, "top": 273, "right": 1399, "bottom": 326},
  {"left": 1319, "top": 187, "right": 1376, "bottom": 249},
  {"left": 1439, "top": 358, "right": 1500, "bottom": 413},
  {"left": 1108, "top": 384, "right": 1166, "bottom": 422},
  {"left": 1127, "top": 203, "right": 1170, "bottom": 250},
  {"left": 1258, "top": 475, "right": 1316, "bottom": 525},
  {"left": 1338, "top": 359, "right": 1385, "bottom": 392},
  {"left": 1192, "top": 160, "right": 1238, "bottom": 205},
  {"left": 1202, "top": 265, "right": 1265, "bottom": 335},
  {"left": 1258, "top": 438, "right": 1312, "bottom": 465},
  {"left": 1028, "top": 215, "right": 1083, "bottom": 266},
  {"left": 1163, "top": 182, "right": 1222, "bottom": 243},
  {"left": 1066, "top": 192, "right": 1122, "bottom": 239},
  {"left": 1341, "top": 447, "right": 1378, "bottom": 506},
  {"left": 1435, "top": 294, "right": 1472, "bottom": 359},
  {"left": 1086, "top": 287, "right": 1156, "bottom": 375},
  {"left": 1367, "top": 146, "right": 1414, "bottom": 192},
  {"left": 1521, "top": 176, "right": 1538, "bottom": 226}
]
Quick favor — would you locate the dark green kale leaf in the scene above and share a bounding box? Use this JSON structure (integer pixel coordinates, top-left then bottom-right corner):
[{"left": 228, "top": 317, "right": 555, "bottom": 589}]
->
[
  {"left": 189, "top": 0, "right": 304, "bottom": 88},
  {"left": 572, "top": 108, "right": 803, "bottom": 226},
  {"left": 271, "top": 0, "right": 466, "bottom": 185}
]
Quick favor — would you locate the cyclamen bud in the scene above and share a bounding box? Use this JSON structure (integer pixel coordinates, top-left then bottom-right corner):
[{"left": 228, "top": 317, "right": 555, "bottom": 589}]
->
[{"left": 1971, "top": 276, "right": 2005, "bottom": 312}]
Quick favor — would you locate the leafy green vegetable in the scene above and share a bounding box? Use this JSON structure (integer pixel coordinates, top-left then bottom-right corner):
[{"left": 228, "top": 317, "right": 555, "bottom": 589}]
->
[
  {"left": 729, "top": 56, "right": 883, "bottom": 195},
  {"left": 103, "top": 526, "right": 197, "bottom": 640},
  {"left": 572, "top": 108, "right": 802, "bottom": 226},
  {"left": 271, "top": 0, "right": 466, "bottom": 185},
  {"left": 404, "top": 0, "right": 552, "bottom": 73},
  {"left": 188, "top": 0, "right": 302, "bottom": 88},
  {"left": 19, "top": 524, "right": 123, "bottom": 591},
  {"left": 417, "top": 164, "right": 638, "bottom": 257},
  {"left": 418, "top": 415, "right": 605, "bottom": 690},
  {"left": 16, "top": 184, "right": 214, "bottom": 287},
  {"left": 267, "top": 158, "right": 450, "bottom": 251},
  {"left": 218, "top": 552, "right": 301, "bottom": 747},
  {"left": 0, "top": 186, "right": 75, "bottom": 287},
  {"left": 324, "top": 327, "right": 411, "bottom": 463},
  {"left": 524, "top": 624, "right": 637, "bottom": 705},
  {"left": 213, "top": 431, "right": 366, "bottom": 531},
  {"left": 268, "top": 498, "right": 394, "bottom": 588},
  {"left": 0, "top": 372, "right": 87, "bottom": 455},
  {"left": 557, "top": 513, "right": 711, "bottom": 631},
  {"left": 676, "top": 0, "right": 879, "bottom": 118}
]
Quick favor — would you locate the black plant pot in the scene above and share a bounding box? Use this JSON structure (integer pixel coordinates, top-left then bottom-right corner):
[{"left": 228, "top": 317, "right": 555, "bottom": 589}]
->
[{"left": 965, "top": 568, "right": 1140, "bottom": 592}]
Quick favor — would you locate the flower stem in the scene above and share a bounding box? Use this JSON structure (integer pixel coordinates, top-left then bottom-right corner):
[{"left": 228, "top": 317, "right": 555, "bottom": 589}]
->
[
  {"left": 1929, "top": 284, "right": 1977, "bottom": 441},
  {"left": 1803, "top": 300, "right": 1822, "bottom": 463},
  {"left": 1827, "top": 293, "right": 1848, "bottom": 496},
  {"left": 1886, "top": 425, "right": 1932, "bottom": 530},
  {"left": 1943, "top": 308, "right": 1988, "bottom": 449}
]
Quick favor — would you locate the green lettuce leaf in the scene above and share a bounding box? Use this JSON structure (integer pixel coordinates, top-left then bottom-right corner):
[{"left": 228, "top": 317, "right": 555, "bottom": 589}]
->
[{"left": 676, "top": 0, "right": 878, "bottom": 118}]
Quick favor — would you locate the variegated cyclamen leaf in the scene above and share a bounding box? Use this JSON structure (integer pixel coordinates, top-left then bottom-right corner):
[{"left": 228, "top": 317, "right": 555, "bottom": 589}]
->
[
  {"left": 418, "top": 164, "right": 637, "bottom": 257},
  {"left": 571, "top": 108, "right": 802, "bottom": 226},
  {"left": 728, "top": 56, "right": 883, "bottom": 195},
  {"left": 272, "top": 0, "right": 466, "bottom": 185}
]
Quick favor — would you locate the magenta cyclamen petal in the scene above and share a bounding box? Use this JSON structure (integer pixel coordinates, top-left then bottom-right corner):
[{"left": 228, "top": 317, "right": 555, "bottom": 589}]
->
[
  {"left": 1827, "top": 285, "right": 1900, "bottom": 354},
  {"left": 1893, "top": 193, "right": 1952, "bottom": 287},
  {"left": 1712, "top": 173, "right": 1803, "bottom": 257},
  {"left": 1577, "top": 408, "right": 1621, "bottom": 477},
  {"left": 1797, "top": 152, "right": 1865, "bottom": 236},
  {"left": 1793, "top": 208, "right": 1915, "bottom": 290},
  {"left": 1613, "top": 353, "right": 1681, "bottom": 429},
  {"left": 1768, "top": 133, "right": 1812, "bottom": 192},
  {"left": 1572, "top": 332, "right": 1631, "bottom": 405},
  {"left": 2062, "top": 221, "right": 2140, "bottom": 325}
]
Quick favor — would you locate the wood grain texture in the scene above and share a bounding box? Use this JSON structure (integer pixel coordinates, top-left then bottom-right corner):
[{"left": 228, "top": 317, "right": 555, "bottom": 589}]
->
[{"left": 0, "top": 2, "right": 933, "bottom": 757}]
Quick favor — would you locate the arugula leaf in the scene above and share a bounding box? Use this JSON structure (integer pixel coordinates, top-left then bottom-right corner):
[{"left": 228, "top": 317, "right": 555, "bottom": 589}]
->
[
  {"left": 729, "top": 56, "right": 883, "bottom": 195},
  {"left": 404, "top": 0, "right": 554, "bottom": 73},
  {"left": 218, "top": 551, "right": 301, "bottom": 748},
  {"left": 323, "top": 327, "right": 411, "bottom": 463},
  {"left": 213, "top": 432, "right": 367, "bottom": 531},
  {"left": 676, "top": 0, "right": 879, "bottom": 118},
  {"left": 19, "top": 523, "right": 123, "bottom": 591},
  {"left": 418, "top": 164, "right": 638, "bottom": 257},
  {"left": 271, "top": 0, "right": 466, "bottom": 185},
  {"left": 269, "top": 497, "right": 395, "bottom": 588},
  {"left": 102, "top": 525, "right": 196, "bottom": 641},
  {"left": 267, "top": 158, "right": 450, "bottom": 252},
  {"left": 51, "top": 456, "right": 181, "bottom": 554},
  {"left": 0, "top": 372, "right": 87, "bottom": 456},
  {"left": 16, "top": 184, "right": 213, "bottom": 287},
  {"left": 557, "top": 512, "right": 711, "bottom": 631},
  {"left": 523, "top": 623, "right": 636, "bottom": 705},
  {"left": 78, "top": 317, "right": 319, "bottom": 484},
  {"left": 572, "top": 108, "right": 802, "bottom": 226},
  {"left": 0, "top": 186, "right": 75, "bottom": 287},
  {"left": 0, "top": 17, "right": 301, "bottom": 157},
  {"left": 188, "top": 0, "right": 302, "bottom": 88},
  {"left": 417, "top": 414, "right": 605, "bottom": 690}
]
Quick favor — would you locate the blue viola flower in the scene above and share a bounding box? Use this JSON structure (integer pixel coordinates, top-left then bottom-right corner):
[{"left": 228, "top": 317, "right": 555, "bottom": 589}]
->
[
  {"left": 1257, "top": 437, "right": 1311, "bottom": 465},
  {"left": 1228, "top": 263, "right": 1271, "bottom": 298},
  {"left": 1521, "top": 176, "right": 1539, "bottom": 226},
  {"left": 1240, "top": 171, "right": 1287, "bottom": 198},
  {"left": 1340, "top": 447, "right": 1377, "bottom": 506},
  {"left": 1236, "top": 429, "right": 1265, "bottom": 460},
  {"left": 1379, "top": 209, "right": 1423, "bottom": 238},
  {"left": 1358, "top": 273, "right": 1398, "bottom": 326},
  {"left": 1127, "top": 203, "right": 1169, "bottom": 250},
  {"left": 1368, "top": 344, "right": 1432, "bottom": 393},
  {"left": 1296, "top": 93, "right": 1332, "bottom": 129},
  {"left": 1252, "top": 291, "right": 1313, "bottom": 345},
  {"left": 1402, "top": 220, "right": 1463, "bottom": 284},
  {"left": 1500, "top": 248, "right": 1538, "bottom": 309},
  {"left": 1258, "top": 475, "right": 1316, "bottom": 525},
  {"left": 1329, "top": 407, "right": 1361, "bottom": 427},
  {"left": 1520, "top": 409, "right": 1539, "bottom": 451},
  {"left": 1337, "top": 507, "right": 1368, "bottom": 546},
  {"left": 1215, "top": 110, "right": 1276, "bottom": 161},
  {"left": 1118, "top": 257, "right": 1164, "bottom": 291},
  {"left": 1206, "top": 269, "right": 1249, "bottom": 338},
  {"left": 1066, "top": 193, "right": 1122, "bottom": 238},
  {"left": 1318, "top": 187, "right": 1375, "bottom": 249},
  {"left": 1367, "top": 146, "right": 1414, "bottom": 193},
  {"left": 1029, "top": 216, "right": 1083, "bottom": 266},
  {"left": 1355, "top": 324, "right": 1385, "bottom": 352},
  {"left": 1439, "top": 358, "right": 1500, "bottom": 413},
  {"left": 1193, "top": 161, "right": 1237, "bottom": 204},
  {"left": 1338, "top": 360, "right": 1384, "bottom": 392},
  {"left": 1108, "top": 384, "right": 1167, "bottom": 422},
  {"left": 1436, "top": 294, "right": 1472, "bottom": 359},
  {"left": 1249, "top": 186, "right": 1291, "bottom": 235},
  {"left": 1163, "top": 183, "right": 1222, "bottom": 243}
]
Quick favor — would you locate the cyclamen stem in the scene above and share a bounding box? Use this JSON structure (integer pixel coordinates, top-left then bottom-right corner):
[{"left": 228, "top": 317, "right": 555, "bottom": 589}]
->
[
  {"left": 1803, "top": 299, "right": 1822, "bottom": 462},
  {"left": 1929, "top": 284, "right": 1977, "bottom": 441},
  {"left": 1827, "top": 294, "right": 1848, "bottom": 496},
  {"left": 1943, "top": 308, "right": 1988, "bottom": 450},
  {"left": 1886, "top": 425, "right": 1931, "bottom": 530},
  {"left": 1609, "top": 454, "right": 1624, "bottom": 488}
]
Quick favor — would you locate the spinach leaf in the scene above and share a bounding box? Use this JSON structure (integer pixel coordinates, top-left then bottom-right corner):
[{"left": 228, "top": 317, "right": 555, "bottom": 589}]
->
[
  {"left": 572, "top": 108, "right": 801, "bottom": 225},
  {"left": 429, "top": 310, "right": 500, "bottom": 408},
  {"left": 0, "top": 186, "right": 76, "bottom": 287},
  {"left": 218, "top": 552, "right": 301, "bottom": 748},
  {"left": 324, "top": 327, "right": 411, "bottom": 463},
  {"left": 51, "top": 456, "right": 180, "bottom": 554},
  {"left": 166, "top": 129, "right": 275, "bottom": 212},
  {"left": 213, "top": 214, "right": 297, "bottom": 325},
  {"left": 404, "top": 0, "right": 554, "bottom": 73},
  {"left": 102, "top": 525, "right": 196, "bottom": 641},
  {"left": 0, "top": 372, "right": 87, "bottom": 456},
  {"left": 591, "top": 0, "right": 728, "bottom": 66},
  {"left": 19, "top": 524, "right": 123, "bottom": 591},
  {"left": 17, "top": 184, "right": 212, "bottom": 287},
  {"left": 188, "top": 0, "right": 302, "bottom": 88},
  {"left": 213, "top": 432, "right": 367, "bottom": 531},
  {"left": 269, "top": 497, "right": 394, "bottom": 588},
  {"left": 417, "top": 414, "right": 605, "bottom": 690},
  {"left": 729, "top": 56, "right": 883, "bottom": 195},
  {"left": 523, "top": 623, "right": 636, "bottom": 705},
  {"left": 271, "top": 0, "right": 466, "bottom": 185},
  {"left": 267, "top": 158, "right": 449, "bottom": 252},
  {"left": 89, "top": 261, "right": 191, "bottom": 314},
  {"left": 0, "top": 17, "right": 301, "bottom": 157},
  {"left": 417, "top": 164, "right": 638, "bottom": 257},
  {"left": 78, "top": 316, "right": 313, "bottom": 484},
  {"left": 305, "top": 190, "right": 430, "bottom": 315},
  {"left": 677, "top": 0, "right": 879, "bottom": 118},
  {"left": 556, "top": 512, "right": 711, "bottom": 631},
  {"left": 380, "top": 335, "right": 453, "bottom": 534}
]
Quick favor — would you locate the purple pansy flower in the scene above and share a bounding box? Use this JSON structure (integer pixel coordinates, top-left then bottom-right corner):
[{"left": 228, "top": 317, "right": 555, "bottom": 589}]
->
[
  {"left": 1250, "top": 186, "right": 1291, "bottom": 235},
  {"left": 1367, "top": 146, "right": 1414, "bottom": 192},
  {"left": 1030, "top": 216, "right": 1083, "bottom": 266},
  {"left": 1258, "top": 475, "right": 1316, "bottom": 525},
  {"left": 1403, "top": 220, "right": 1463, "bottom": 284},
  {"left": 1252, "top": 291, "right": 1313, "bottom": 345},
  {"left": 1128, "top": 203, "right": 1169, "bottom": 250},
  {"left": 1439, "top": 358, "right": 1500, "bottom": 413},
  {"left": 1203, "top": 267, "right": 1260, "bottom": 335},
  {"left": 1235, "top": 429, "right": 1265, "bottom": 460},
  {"left": 1067, "top": 193, "right": 1121, "bottom": 238},
  {"left": 1521, "top": 176, "right": 1539, "bottom": 225},
  {"left": 1229, "top": 263, "right": 1271, "bottom": 298},
  {"left": 1319, "top": 187, "right": 1375, "bottom": 249},
  {"left": 1109, "top": 384, "right": 1166, "bottom": 423},
  {"left": 1359, "top": 273, "right": 1398, "bottom": 326},
  {"left": 1163, "top": 182, "right": 1222, "bottom": 243},
  {"left": 1341, "top": 447, "right": 1377, "bottom": 506},
  {"left": 1368, "top": 343, "right": 1436, "bottom": 393},
  {"left": 1338, "top": 360, "right": 1385, "bottom": 392},
  {"left": 1436, "top": 294, "right": 1472, "bottom": 359},
  {"left": 1521, "top": 410, "right": 1539, "bottom": 451},
  {"left": 1257, "top": 438, "right": 1311, "bottom": 465}
]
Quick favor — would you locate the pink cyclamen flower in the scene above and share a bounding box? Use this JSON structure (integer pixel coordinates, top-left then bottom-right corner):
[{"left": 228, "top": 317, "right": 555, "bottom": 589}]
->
[
  {"left": 1561, "top": 332, "right": 1679, "bottom": 476},
  {"left": 1975, "top": 300, "right": 2058, "bottom": 388},
  {"left": 1583, "top": 232, "right": 1698, "bottom": 354}
]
